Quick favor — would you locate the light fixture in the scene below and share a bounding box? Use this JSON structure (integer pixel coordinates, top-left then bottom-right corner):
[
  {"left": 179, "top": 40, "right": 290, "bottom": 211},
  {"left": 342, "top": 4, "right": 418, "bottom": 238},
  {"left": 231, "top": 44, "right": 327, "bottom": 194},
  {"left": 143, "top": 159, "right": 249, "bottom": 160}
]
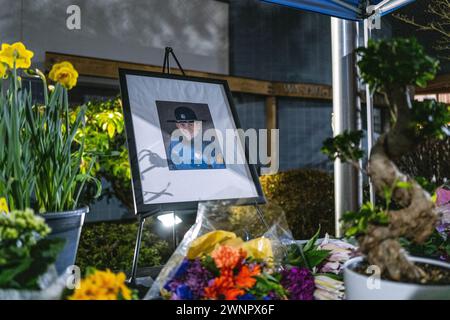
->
[{"left": 157, "top": 212, "right": 182, "bottom": 228}]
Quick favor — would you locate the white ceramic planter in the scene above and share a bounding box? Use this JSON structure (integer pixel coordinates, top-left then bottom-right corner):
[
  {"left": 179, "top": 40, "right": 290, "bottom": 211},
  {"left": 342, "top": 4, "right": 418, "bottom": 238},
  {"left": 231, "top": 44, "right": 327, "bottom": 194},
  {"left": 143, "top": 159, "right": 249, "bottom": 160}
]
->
[{"left": 344, "top": 256, "right": 450, "bottom": 300}]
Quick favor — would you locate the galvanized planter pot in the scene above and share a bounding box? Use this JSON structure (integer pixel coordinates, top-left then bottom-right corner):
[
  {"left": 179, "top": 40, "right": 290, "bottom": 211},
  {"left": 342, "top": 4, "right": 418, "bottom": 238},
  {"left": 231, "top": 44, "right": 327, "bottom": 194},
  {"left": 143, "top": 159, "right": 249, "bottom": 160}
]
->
[{"left": 41, "top": 207, "right": 88, "bottom": 275}]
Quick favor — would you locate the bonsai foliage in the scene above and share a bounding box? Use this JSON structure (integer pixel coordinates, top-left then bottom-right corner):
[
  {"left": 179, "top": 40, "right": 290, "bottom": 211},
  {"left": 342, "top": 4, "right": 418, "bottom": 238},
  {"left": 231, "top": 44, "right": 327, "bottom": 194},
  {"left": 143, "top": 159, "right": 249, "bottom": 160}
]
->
[
  {"left": 0, "top": 209, "right": 64, "bottom": 289},
  {"left": 321, "top": 130, "right": 364, "bottom": 169},
  {"left": 357, "top": 38, "right": 439, "bottom": 92},
  {"left": 0, "top": 42, "right": 99, "bottom": 212},
  {"left": 323, "top": 38, "right": 450, "bottom": 282}
]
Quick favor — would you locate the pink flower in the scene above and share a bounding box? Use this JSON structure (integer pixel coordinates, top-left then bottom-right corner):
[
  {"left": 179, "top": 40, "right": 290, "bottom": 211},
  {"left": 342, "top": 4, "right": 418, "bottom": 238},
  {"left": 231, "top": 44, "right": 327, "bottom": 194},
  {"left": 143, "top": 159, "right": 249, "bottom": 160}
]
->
[
  {"left": 436, "top": 187, "right": 450, "bottom": 207},
  {"left": 319, "top": 261, "right": 341, "bottom": 274}
]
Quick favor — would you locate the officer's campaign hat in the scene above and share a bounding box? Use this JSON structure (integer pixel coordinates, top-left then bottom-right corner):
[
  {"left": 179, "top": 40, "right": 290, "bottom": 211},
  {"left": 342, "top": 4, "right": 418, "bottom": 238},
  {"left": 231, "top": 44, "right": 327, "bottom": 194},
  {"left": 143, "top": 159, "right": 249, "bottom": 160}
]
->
[{"left": 168, "top": 106, "right": 204, "bottom": 123}]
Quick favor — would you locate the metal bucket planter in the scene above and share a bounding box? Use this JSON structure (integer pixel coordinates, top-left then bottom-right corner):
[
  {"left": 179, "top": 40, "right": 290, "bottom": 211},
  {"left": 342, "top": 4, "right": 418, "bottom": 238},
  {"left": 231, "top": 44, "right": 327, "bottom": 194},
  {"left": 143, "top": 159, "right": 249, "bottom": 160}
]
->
[
  {"left": 344, "top": 256, "right": 450, "bottom": 300},
  {"left": 42, "top": 207, "right": 88, "bottom": 275}
]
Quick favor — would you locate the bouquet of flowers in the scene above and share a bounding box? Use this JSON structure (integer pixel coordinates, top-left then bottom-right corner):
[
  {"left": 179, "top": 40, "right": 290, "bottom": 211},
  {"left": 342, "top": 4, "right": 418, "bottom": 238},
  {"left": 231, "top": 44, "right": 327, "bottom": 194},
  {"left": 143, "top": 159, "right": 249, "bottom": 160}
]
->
[
  {"left": 161, "top": 231, "right": 309, "bottom": 300},
  {"left": 436, "top": 186, "right": 450, "bottom": 240},
  {"left": 147, "top": 202, "right": 356, "bottom": 300},
  {"left": 163, "top": 240, "right": 289, "bottom": 300},
  {"left": 428, "top": 186, "right": 450, "bottom": 262}
]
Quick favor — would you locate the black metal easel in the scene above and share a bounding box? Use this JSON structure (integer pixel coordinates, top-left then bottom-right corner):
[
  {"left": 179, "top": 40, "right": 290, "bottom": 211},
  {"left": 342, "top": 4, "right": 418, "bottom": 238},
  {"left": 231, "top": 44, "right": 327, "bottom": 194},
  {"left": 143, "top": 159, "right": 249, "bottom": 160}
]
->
[
  {"left": 162, "top": 47, "right": 186, "bottom": 76},
  {"left": 127, "top": 48, "right": 268, "bottom": 285},
  {"left": 128, "top": 47, "right": 186, "bottom": 285}
]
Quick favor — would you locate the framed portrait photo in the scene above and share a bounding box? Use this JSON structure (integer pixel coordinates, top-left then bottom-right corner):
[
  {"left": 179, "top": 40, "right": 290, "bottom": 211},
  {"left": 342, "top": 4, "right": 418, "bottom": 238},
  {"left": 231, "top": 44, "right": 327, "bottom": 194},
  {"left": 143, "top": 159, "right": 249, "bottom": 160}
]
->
[{"left": 119, "top": 69, "right": 265, "bottom": 214}]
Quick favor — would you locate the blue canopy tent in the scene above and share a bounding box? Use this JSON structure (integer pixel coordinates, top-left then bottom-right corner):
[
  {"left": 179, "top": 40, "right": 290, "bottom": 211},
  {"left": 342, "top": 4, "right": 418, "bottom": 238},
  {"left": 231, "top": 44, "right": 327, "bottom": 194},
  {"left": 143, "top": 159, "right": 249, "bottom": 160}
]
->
[
  {"left": 259, "top": 0, "right": 416, "bottom": 236},
  {"left": 262, "top": 0, "right": 415, "bottom": 20}
]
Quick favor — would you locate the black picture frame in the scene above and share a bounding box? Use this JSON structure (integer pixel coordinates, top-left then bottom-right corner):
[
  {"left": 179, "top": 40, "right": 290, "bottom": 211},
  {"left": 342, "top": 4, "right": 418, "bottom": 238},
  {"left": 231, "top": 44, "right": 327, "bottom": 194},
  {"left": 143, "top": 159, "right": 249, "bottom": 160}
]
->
[{"left": 118, "top": 68, "right": 266, "bottom": 216}]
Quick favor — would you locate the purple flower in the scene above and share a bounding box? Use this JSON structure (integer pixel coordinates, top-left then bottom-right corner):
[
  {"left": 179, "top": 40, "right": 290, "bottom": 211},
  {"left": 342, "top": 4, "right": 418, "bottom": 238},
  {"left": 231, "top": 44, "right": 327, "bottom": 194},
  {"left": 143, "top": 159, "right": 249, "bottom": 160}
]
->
[
  {"left": 440, "top": 253, "right": 449, "bottom": 262},
  {"left": 281, "top": 267, "right": 315, "bottom": 300},
  {"left": 319, "top": 261, "right": 341, "bottom": 274},
  {"left": 436, "top": 188, "right": 450, "bottom": 207},
  {"left": 436, "top": 223, "right": 449, "bottom": 234},
  {"left": 164, "top": 258, "right": 213, "bottom": 300}
]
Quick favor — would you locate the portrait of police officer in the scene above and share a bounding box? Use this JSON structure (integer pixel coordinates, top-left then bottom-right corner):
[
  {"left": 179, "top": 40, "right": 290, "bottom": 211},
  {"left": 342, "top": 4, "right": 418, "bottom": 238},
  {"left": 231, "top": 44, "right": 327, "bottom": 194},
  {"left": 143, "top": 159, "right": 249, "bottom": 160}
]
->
[{"left": 167, "top": 106, "right": 226, "bottom": 170}]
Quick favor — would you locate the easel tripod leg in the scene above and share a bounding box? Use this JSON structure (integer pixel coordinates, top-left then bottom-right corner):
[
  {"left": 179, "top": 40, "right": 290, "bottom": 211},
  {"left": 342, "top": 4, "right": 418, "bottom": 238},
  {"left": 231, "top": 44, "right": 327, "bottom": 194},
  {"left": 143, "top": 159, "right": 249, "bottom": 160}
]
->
[{"left": 129, "top": 216, "right": 145, "bottom": 284}]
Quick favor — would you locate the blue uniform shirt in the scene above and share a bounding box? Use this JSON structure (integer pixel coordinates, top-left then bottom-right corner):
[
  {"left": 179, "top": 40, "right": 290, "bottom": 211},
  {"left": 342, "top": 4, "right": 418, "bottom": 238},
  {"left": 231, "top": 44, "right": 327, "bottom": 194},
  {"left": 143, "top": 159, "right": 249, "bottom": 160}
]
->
[{"left": 168, "top": 140, "right": 226, "bottom": 170}]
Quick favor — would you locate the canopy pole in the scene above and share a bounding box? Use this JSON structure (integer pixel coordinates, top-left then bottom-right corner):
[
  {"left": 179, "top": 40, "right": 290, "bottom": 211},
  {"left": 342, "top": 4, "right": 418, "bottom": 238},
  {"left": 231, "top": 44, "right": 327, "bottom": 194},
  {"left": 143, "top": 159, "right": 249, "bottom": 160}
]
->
[
  {"left": 364, "top": 19, "right": 376, "bottom": 204},
  {"left": 331, "top": 17, "right": 359, "bottom": 237},
  {"left": 355, "top": 22, "right": 364, "bottom": 209}
]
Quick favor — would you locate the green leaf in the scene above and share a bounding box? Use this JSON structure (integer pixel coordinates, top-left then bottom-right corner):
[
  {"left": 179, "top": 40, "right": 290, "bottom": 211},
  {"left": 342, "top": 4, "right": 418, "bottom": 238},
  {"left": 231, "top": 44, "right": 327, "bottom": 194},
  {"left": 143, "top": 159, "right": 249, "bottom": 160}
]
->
[
  {"left": 396, "top": 181, "right": 412, "bottom": 189},
  {"left": 0, "top": 258, "right": 33, "bottom": 288},
  {"left": 303, "top": 226, "right": 321, "bottom": 252},
  {"left": 304, "top": 249, "right": 331, "bottom": 268}
]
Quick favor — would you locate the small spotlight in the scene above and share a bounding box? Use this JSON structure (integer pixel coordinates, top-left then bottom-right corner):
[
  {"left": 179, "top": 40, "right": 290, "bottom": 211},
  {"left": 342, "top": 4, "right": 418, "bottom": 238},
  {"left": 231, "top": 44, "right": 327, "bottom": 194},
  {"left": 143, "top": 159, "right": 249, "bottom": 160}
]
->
[{"left": 157, "top": 212, "right": 182, "bottom": 228}]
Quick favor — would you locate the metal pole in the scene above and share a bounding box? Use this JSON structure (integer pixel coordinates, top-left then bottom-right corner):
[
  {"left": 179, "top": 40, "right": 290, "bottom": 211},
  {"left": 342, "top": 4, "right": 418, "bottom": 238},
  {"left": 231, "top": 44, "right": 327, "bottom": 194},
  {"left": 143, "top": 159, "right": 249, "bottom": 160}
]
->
[
  {"left": 331, "top": 17, "right": 359, "bottom": 237},
  {"left": 128, "top": 216, "right": 145, "bottom": 284},
  {"left": 364, "top": 19, "right": 376, "bottom": 204},
  {"left": 172, "top": 211, "right": 177, "bottom": 250},
  {"left": 355, "top": 22, "right": 364, "bottom": 209}
]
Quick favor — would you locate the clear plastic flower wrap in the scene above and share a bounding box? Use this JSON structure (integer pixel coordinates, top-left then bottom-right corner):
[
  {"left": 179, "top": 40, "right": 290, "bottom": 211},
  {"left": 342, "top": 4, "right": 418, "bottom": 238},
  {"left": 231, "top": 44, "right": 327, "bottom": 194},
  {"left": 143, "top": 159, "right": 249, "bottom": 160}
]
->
[
  {"left": 145, "top": 201, "right": 295, "bottom": 300},
  {"left": 145, "top": 201, "right": 357, "bottom": 300}
]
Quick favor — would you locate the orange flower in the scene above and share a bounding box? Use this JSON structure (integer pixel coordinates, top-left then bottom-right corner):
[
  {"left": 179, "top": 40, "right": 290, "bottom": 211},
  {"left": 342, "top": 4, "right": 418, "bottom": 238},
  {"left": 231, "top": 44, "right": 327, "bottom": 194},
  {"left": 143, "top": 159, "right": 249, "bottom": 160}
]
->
[
  {"left": 204, "top": 245, "right": 261, "bottom": 300},
  {"left": 211, "top": 245, "right": 244, "bottom": 270},
  {"left": 235, "top": 265, "right": 261, "bottom": 289},
  {"left": 204, "top": 275, "right": 244, "bottom": 300},
  {"left": 224, "top": 288, "right": 245, "bottom": 300}
]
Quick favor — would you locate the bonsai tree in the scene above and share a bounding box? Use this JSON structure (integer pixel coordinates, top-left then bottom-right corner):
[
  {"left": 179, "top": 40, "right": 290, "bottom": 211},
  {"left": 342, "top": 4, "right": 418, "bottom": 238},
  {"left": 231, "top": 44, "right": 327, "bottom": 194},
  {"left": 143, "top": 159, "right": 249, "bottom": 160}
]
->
[{"left": 322, "top": 38, "right": 450, "bottom": 282}]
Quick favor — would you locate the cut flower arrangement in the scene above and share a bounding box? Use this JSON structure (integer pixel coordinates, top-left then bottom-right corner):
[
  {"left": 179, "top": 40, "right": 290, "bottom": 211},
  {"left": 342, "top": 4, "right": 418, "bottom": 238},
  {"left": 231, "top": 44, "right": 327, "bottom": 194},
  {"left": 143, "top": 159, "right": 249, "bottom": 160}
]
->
[{"left": 158, "top": 227, "right": 355, "bottom": 300}]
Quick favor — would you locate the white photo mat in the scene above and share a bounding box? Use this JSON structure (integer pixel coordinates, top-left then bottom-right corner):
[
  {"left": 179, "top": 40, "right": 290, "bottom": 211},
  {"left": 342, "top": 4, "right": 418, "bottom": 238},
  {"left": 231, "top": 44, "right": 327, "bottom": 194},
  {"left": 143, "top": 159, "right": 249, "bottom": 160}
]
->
[{"left": 121, "top": 72, "right": 261, "bottom": 209}]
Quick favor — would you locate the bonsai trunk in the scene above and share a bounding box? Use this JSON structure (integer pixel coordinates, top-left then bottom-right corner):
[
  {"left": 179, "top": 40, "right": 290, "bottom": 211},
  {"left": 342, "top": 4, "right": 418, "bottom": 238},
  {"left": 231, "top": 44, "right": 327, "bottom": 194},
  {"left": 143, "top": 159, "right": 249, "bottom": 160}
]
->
[{"left": 361, "top": 86, "right": 438, "bottom": 282}]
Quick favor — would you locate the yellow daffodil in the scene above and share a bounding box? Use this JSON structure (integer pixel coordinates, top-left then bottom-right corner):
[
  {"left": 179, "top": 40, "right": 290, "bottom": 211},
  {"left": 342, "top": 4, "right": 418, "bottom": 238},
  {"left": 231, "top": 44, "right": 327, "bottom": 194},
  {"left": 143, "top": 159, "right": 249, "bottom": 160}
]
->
[
  {"left": 68, "top": 269, "right": 134, "bottom": 300},
  {"left": 0, "top": 42, "right": 34, "bottom": 69},
  {"left": 0, "top": 63, "right": 6, "bottom": 79},
  {"left": 49, "top": 61, "right": 78, "bottom": 90},
  {"left": 0, "top": 197, "right": 9, "bottom": 213}
]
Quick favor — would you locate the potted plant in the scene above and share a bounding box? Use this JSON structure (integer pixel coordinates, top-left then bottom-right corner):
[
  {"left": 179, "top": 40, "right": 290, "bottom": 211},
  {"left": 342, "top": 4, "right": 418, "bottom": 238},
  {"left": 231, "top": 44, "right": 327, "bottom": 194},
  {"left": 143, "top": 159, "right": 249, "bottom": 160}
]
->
[
  {"left": 66, "top": 268, "right": 138, "bottom": 300},
  {"left": 0, "top": 42, "right": 100, "bottom": 274},
  {"left": 322, "top": 38, "right": 450, "bottom": 299},
  {"left": 0, "top": 209, "right": 66, "bottom": 299}
]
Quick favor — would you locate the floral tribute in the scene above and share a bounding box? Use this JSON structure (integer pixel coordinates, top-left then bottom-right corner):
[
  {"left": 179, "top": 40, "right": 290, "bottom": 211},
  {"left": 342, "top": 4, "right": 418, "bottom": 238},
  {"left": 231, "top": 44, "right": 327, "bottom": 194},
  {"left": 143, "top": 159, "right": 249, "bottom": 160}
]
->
[
  {"left": 432, "top": 186, "right": 450, "bottom": 262},
  {"left": 161, "top": 229, "right": 356, "bottom": 300}
]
